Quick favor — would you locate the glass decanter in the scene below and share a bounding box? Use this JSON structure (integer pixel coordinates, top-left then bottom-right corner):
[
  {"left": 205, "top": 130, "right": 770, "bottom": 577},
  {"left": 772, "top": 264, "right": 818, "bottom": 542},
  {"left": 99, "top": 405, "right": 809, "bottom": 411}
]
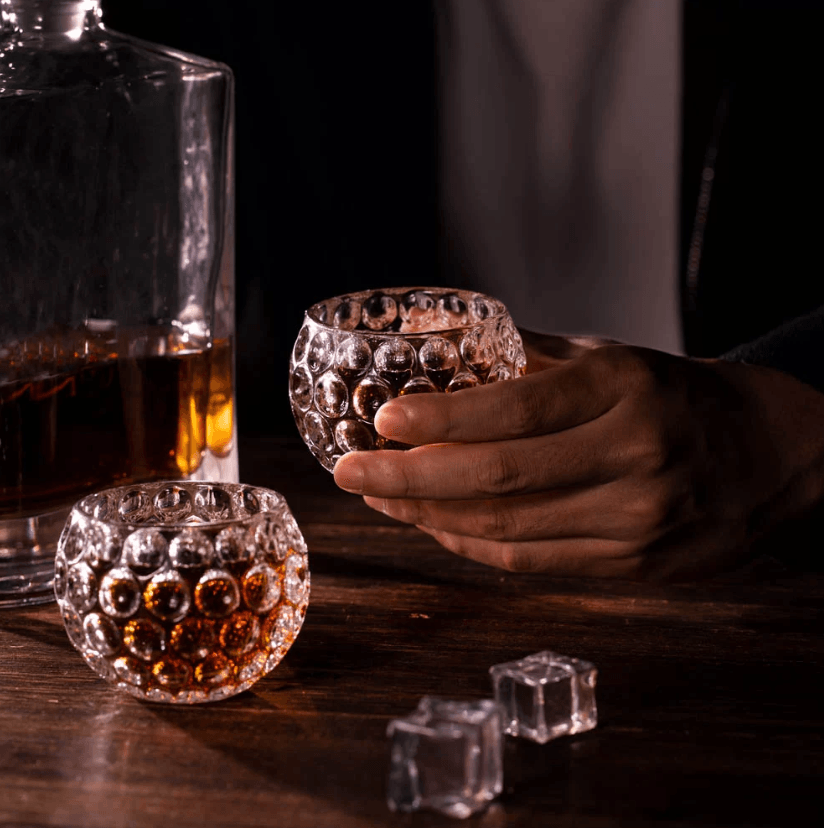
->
[{"left": 0, "top": 1, "right": 237, "bottom": 606}]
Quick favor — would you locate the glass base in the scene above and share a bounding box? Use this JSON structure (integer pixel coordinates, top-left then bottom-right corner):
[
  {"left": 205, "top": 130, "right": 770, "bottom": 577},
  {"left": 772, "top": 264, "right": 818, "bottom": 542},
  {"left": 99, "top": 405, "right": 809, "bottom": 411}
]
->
[{"left": 0, "top": 506, "right": 69, "bottom": 608}]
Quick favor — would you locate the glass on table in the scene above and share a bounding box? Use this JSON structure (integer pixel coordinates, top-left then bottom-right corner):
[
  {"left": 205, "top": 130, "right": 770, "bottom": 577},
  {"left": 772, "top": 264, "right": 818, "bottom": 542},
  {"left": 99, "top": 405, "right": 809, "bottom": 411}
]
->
[
  {"left": 289, "top": 287, "right": 527, "bottom": 471},
  {"left": 54, "top": 481, "right": 309, "bottom": 704}
]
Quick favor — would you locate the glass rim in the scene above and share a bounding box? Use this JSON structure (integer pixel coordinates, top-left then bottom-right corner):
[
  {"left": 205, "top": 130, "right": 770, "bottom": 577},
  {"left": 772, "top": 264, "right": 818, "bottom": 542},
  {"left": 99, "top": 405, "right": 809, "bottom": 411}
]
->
[
  {"left": 71, "top": 480, "right": 288, "bottom": 532},
  {"left": 304, "top": 286, "right": 510, "bottom": 337}
]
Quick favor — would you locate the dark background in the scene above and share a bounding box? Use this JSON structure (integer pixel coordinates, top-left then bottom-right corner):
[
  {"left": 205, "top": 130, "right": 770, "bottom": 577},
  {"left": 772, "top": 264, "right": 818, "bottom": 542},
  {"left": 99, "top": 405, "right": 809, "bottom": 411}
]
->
[
  {"left": 99, "top": 2, "right": 824, "bottom": 438},
  {"left": 100, "top": 1, "right": 439, "bottom": 438}
]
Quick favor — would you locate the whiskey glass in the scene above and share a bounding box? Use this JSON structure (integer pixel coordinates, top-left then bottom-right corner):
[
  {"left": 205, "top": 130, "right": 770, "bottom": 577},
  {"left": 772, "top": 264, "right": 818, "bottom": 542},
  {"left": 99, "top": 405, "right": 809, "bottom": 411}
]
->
[
  {"left": 289, "top": 287, "right": 527, "bottom": 471},
  {"left": 54, "top": 481, "right": 309, "bottom": 704}
]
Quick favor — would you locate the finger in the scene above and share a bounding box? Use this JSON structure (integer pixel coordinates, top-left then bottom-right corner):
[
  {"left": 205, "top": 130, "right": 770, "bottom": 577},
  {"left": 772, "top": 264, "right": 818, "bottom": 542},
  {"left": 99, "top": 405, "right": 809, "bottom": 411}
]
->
[
  {"left": 334, "top": 418, "right": 617, "bottom": 499},
  {"left": 373, "top": 350, "right": 620, "bottom": 446},
  {"left": 520, "top": 330, "right": 590, "bottom": 372},
  {"left": 416, "top": 525, "right": 641, "bottom": 578},
  {"left": 520, "top": 330, "right": 622, "bottom": 372},
  {"left": 362, "top": 479, "right": 657, "bottom": 543}
]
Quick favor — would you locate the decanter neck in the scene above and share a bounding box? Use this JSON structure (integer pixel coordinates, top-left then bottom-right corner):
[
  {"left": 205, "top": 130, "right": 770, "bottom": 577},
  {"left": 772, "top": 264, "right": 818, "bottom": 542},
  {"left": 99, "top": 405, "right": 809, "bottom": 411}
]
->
[{"left": 2, "top": 1, "right": 101, "bottom": 37}]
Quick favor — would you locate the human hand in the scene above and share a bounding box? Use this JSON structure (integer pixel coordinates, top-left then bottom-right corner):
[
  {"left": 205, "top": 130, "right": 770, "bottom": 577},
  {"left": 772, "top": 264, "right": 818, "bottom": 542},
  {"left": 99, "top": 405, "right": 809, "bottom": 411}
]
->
[{"left": 333, "top": 334, "right": 824, "bottom": 580}]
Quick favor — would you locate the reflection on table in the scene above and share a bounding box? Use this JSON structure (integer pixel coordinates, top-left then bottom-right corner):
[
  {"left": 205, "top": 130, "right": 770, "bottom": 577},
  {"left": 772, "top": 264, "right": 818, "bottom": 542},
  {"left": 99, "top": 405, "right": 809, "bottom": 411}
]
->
[{"left": 1, "top": 436, "right": 823, "bottom": 827}]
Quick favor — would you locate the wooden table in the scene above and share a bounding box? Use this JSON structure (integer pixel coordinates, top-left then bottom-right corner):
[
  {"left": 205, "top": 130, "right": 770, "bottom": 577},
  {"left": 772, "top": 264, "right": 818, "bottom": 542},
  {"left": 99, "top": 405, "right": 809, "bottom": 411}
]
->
[{"left": 2, "top": 437, "right": 823, "bottom": 827}]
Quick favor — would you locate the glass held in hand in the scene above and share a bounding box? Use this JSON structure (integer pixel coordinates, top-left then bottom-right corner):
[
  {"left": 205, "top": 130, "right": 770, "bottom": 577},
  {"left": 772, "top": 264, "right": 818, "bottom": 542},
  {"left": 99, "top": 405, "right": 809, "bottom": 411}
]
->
[
  {"left": 289, "top": 287, "right": 527, "bottom": 471},
  {"left": 55, "top": 482, "right": 309, "bottom": 704}
]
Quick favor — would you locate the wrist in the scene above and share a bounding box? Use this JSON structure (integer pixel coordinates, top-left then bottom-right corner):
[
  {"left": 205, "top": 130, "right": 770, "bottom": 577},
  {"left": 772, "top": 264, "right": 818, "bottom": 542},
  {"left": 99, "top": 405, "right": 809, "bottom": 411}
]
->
[{"left": 701, "top": 357, "right": 824, "bottom": 551}]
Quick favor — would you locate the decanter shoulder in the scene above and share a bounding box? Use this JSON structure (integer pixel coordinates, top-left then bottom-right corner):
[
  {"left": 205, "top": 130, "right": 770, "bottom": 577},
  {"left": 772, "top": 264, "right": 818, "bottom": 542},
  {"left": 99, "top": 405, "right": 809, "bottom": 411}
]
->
[{"left": 1, "top": 25, "right": 232, "bottom": 96}]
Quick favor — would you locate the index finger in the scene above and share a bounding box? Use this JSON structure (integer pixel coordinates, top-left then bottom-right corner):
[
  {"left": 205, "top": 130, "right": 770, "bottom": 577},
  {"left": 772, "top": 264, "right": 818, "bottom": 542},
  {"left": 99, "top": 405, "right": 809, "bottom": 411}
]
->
[{"left": 374, "top": 350, "right": 620, "bottom": 445}]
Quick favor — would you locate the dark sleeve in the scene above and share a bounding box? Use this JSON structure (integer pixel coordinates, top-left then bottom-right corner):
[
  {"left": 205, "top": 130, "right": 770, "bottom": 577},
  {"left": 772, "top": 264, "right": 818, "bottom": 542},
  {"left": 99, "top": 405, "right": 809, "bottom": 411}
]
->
[{"left": 719, "top": 306, "right": 824, "bottom": 396}]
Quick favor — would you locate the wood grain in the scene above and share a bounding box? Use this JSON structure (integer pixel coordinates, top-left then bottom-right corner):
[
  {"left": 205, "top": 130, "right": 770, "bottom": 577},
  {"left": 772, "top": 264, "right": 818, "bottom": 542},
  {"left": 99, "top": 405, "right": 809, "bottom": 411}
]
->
[{"left": 2, "top": 437, "right": 823, "bottom": 827}]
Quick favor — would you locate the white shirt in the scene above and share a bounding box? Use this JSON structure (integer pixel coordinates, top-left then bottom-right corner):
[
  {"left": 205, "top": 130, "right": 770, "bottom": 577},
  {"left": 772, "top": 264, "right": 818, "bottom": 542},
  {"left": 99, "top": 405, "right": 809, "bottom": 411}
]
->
[{"left": 436, "top": 0, "right": 683, "bottom": 353}]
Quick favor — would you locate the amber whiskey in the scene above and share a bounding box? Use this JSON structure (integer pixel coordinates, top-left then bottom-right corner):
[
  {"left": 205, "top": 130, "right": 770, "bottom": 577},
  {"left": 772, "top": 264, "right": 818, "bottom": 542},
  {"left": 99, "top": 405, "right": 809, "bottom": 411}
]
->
[{"left": 0, "top": 327, "right": 234, "bottom": 519}]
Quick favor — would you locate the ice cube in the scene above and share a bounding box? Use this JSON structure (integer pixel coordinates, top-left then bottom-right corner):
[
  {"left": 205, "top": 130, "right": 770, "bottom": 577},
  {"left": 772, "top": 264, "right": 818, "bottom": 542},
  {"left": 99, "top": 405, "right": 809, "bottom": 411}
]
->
[
  {"left": 489, "top": 650, "right": 597, "bottom": 744},
  {"left": 386, "top": 697, "right": 504, "bottom": 819}
]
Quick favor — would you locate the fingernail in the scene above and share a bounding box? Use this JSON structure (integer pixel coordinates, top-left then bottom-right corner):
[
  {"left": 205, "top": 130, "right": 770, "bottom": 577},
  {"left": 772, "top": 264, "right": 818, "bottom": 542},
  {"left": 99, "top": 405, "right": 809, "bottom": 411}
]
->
[
  {"left": 334, "top": 458, "right": 364, "bottom": 494},
  {"left": 375, "top": 403, "right": 408, "bottom": 439}
]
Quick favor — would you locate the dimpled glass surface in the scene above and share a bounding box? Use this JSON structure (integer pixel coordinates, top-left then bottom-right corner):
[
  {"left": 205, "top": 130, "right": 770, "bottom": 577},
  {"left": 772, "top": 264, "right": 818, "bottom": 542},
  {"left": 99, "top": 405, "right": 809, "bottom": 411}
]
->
[
  {"left": 290, "top": 287, "right": 527, "bottom": 471},
  {"left": 386, "top": 697, "right": 504, "bottom": 819},
  {"left": 489, "top": 650, "right": 598, "bottom": 743},
  {"left": 54, "top": 482, "right": 310, "bottom": 703}
]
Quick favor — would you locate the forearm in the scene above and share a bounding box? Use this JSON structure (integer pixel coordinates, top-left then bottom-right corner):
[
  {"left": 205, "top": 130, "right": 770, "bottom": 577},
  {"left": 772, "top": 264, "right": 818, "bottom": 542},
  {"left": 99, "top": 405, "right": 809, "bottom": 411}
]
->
[
  {"left": 701, "top": 355, "right": 824, "bottom": 569},
  {"left": 719, "top": 305, "right": 824, "bottom": 396}
]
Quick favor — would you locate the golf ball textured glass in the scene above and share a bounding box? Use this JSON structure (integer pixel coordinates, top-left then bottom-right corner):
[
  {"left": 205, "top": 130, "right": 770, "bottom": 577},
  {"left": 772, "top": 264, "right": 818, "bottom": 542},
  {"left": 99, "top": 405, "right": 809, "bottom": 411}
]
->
[
  {"left": 55, "top": 482, "right": 309, "bottom": 703},
  {"left": 290, "top": 287, "right": 527, "bottom": 471}
]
